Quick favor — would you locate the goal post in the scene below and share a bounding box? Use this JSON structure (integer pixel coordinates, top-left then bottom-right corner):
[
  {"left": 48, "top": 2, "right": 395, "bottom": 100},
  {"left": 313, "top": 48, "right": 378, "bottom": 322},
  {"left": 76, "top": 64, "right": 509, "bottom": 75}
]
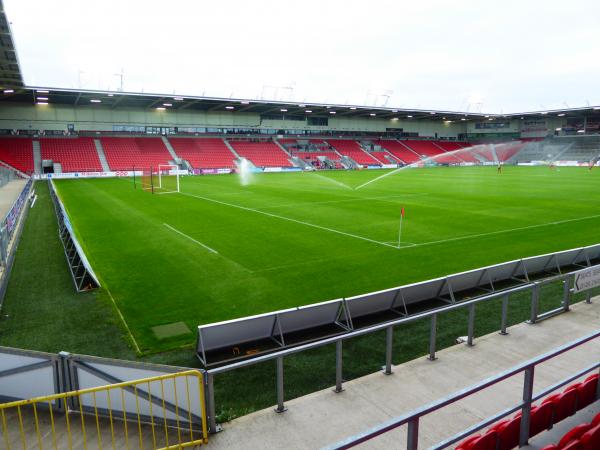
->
[
  {"left": 141, "top": 167, "right": 155, "bottom": 193},
  {"left": 157, "top": 164, "right": 180, "bottom": 194}
]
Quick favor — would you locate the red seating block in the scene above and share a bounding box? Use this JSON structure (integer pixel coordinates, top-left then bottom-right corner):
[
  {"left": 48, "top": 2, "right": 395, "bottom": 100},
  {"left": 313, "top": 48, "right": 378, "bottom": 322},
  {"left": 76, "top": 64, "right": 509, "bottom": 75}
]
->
[
  {"left": 40, "top": 138, "right": 102, "bottom": 172},
  {"left": 581, "top": 424, "right": 600, "bottom": 449},
  {"left": 375, "top": 140, "right": 421, "bottom": 164},
  {"left": 530, "top": 403, "right": 555, "bottom": 437},
  {"left": 228, "top": 141, "right": 292, "bottom": 168},
  {"left": 101, "top": 137, "right": 172, "bottom": 171},
  {"left": 169, "top": 138, "right": 235, "bottom": 169},
  {"left": 0, "top": 137, "right": 34, "bottom": 173},
  {"left": 559, "top": 423, "right": 593, "bottom": 448},
  {"left": 327, "top": 140, "right": 380, "bottom": 166}
]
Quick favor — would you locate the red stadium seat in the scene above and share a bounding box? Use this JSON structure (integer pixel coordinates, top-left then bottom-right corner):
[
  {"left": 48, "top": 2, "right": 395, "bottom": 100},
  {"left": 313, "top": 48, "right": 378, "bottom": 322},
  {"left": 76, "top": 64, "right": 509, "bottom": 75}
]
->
[
  {"left": 577, "top": 375, "right": 598, "bottom": 410},
  {"left": 456, "top": 434, "right": 481, "bottom": 450},
  {"left": 558, "top": 423, "right": 593, "bottom": 448},
  {"left": 592, "top": 411, "right": 600, "bottom": 427},
  {"left": 544, "top": 387, "right": 578, "bottom": 424},
  {"left": 490, "top": 416, "right": 520, "bottom": 450},
  {"left": 581, "top": 424, "right": 600, "bottom": 449},
  {"left": 541, "top": 445, "right": 559, "bottom": 450},
  {"left": 527, "top": 402, "right": 555, "bottom": 437}
]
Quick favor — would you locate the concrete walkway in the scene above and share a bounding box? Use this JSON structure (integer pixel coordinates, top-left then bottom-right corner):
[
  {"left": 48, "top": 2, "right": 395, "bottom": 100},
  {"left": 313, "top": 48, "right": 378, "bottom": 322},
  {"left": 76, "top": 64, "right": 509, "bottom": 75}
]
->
[
  {"left": 208, "top": 299, "right": 600, "bottom": 449},
  {"left": 0, "top": 178, "right": 26, "bottom": 218}
]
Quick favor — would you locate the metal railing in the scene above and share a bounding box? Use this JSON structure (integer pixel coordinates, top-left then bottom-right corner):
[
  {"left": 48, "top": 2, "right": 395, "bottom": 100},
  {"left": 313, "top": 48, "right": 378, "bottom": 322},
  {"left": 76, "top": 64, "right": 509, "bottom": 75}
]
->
[
  {"left": 0, "top": 369, "right": 208, "bottom": 450},
  {"left": 325, "top": 330, "right": 600, "bottom": 450},
  {"left": 203, "top": 269, "right": 594, "bottom": 434},
  {"left": 0, "top": 178, "right": 33, "bottom": 269}
]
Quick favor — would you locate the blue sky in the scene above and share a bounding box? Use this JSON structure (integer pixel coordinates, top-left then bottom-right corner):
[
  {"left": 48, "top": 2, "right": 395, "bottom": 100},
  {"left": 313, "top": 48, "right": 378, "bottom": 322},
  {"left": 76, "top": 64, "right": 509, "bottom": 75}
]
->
[{"left": 5, "top": 0, "right": 600, "bottom": 113}]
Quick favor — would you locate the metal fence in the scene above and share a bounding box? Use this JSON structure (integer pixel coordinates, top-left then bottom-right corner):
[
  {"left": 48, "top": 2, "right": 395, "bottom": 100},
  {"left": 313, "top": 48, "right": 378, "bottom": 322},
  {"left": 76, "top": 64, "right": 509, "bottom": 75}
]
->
[
  {"left": 0, "top": 370, "right": 208, "bottom": 450},
  {"left": 0, "top": 348, "right": 208, "bottom": 449},
  {"left": 325, "top": 330, "right": 600, "bottom": 450},
  {"left": 203, "top": 268, "right": 597, "bottom": 434},
  {"left": 0, "top": 178, "right": 33, "bottom": 269},
  {"left": 0, "top": 165, "right": 15, "bottom": 189}
]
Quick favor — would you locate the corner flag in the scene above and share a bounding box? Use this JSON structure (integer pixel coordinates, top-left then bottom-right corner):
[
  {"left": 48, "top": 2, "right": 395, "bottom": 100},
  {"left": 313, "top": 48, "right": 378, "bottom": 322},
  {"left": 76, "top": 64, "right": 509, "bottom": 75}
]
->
[{"left": 398, "top": 207, "right": 405, "bottom": 248}]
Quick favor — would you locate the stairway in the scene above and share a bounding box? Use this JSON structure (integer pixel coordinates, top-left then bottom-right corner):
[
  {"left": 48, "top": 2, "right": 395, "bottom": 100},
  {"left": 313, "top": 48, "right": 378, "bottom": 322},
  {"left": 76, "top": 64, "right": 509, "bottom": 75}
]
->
[
  {"left": 32, "top": 140, "right": 41, "bottom": 175},
  {"left": 93, "top": 139, "right": 111, "bottom": 171},
  {"left": 161, "top": 136, "right": 179, "bottom": 161},
  {"left": 273, "top": 139, "right": 291, "bottom": 156},
  {"left": 223, "top": 139, "right": 240, "bottom": 158}
]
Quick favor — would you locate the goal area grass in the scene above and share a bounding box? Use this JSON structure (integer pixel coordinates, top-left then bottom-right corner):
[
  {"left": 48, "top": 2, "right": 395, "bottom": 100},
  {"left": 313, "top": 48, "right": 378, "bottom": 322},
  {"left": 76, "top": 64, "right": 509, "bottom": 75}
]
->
[{"left": 1, "top": 165, "right": 600, "bottom": 420}]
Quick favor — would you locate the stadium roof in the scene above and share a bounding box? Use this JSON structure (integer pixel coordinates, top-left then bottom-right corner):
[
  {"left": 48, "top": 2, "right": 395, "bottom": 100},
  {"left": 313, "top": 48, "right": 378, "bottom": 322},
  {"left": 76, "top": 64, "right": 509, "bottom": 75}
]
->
[
  {"left": 1, "top": 86, "right": 600, "bottom": 123},
  {"left": 0, "top": 0, "right": 598, "bottom": 123},
  {"left": 0, "top": 0, "right": 23, "bottom": 89}
]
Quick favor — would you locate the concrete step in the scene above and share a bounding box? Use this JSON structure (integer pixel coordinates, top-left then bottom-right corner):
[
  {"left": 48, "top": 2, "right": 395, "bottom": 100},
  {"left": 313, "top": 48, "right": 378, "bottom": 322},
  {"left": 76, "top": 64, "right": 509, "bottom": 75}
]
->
[
  {"left": 93, "top": 139, "right": 111, "bottom": 172},
  {"left": 32, "top": 140, "right": 41, "bottom": 175},
  {"left": 161, "top": 136, "right": 179, "bottom": 161}
]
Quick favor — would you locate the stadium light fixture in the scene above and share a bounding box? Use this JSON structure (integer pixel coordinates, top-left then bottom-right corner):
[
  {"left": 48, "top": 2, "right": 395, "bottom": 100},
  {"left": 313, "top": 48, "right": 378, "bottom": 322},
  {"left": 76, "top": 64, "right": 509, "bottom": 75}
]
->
[
  {"left": 329, "top": 111, "right": 336, "bottom": 114},
  {"left": 163, "top": 103, "right": 173, "bottom": 107},
  {"left": 461, "top": 118, "right": 466, "bottom": 121},
  {"left": 225, "top": 106, "right": 234, "bottom": 110},
  {"left": 541, "top": 112, "right": 548, "bottom": 115},
  {"left": 577, "top": 129, "right": 585, "bottom": 133},
  {"left": 240, "top": 100, "right": 250, "bottom": 104},
  {"left": 174, "top": 97, "right": 185, "bottom": 101},
  {"left": 305, "top": 110, "right": 312, "bottom": 113},
  {"left": 430, "top": 112, "right": 436, "bottom": 115},
  {"left": 557, "top": 113, "right": 565, "bottom": 117},
  {"left": 107, "top": 93, "right": 114, "bottom": 97},
  {"left": 3, "top": 89, "right": 14, "bottom": 94},
  {"left": 37, "top": 97, "right": 49, "bottom": 101},
  {"left": 407, "top": 115, "right": 413, "bottom": 118},
  {"left": 156, "top": 107, "right": 166, "bottom": 111},
  {"left": 349, "top": 107, "right": 357, "bottom": 110},
  {"left": 280, "top": 108, "right": 287, "bottom": 112},
  {"left": 556, "top": 128, "right": 562, "bottom": 131},
  {"left": 593, "top": 106, "right": 600, "bottom": 110},
  {"left": 391, "top": 117, "right": 399, "bottom": 121},
  {"left": 37, "top": 90, "right": 49, "bottom": 94},
  {"left": 90, "top": 99, "right": 101, "bottom": 103},
  {"left": 36, "top": 102, "right": 48, "bottom": 105},
  {"left": 369, "top": 113, "right": 376, "bottom": 116},
  {"left": 298, "top": 104, "right": 306, "bottom": 107}
]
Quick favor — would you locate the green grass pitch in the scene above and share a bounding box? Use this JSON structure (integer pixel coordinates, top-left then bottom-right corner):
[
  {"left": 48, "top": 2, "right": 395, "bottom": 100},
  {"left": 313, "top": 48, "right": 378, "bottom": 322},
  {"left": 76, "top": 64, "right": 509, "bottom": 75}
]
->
[{"left": 49, "top": 165, "right": 600, "bottom": 354}]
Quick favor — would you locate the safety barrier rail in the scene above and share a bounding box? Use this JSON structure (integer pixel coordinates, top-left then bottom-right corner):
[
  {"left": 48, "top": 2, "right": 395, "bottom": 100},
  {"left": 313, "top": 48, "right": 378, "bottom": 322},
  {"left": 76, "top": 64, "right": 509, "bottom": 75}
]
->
[
  {"left": 0, "top": 369, "right": 208, "bottom": 450},
  {"left": 0, "top": 177, "right": 32, "bottom": 269},
  {"left": 203, "top": 267, "right": 598, "bottom": 434},
  {"left": 325, "top": 330, "right": 600, "bottom": 449}
]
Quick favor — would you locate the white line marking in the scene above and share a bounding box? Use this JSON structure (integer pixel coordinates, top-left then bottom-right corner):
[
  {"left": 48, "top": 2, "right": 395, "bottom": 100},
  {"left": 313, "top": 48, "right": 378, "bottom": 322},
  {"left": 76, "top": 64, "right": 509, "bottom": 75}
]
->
[
  {"left": 309, "top": 172, "right": 353, "bottom": 190},
  {"left": 179, "top": 192, "right": 398, "bottom": 249},
  {"left": 258, "top": 193, "right": 428, "bottom": 210},
  {"left": 163, "top": 223, "right": 219, "bottom": 254},
  {"left": 412, "top": 213, "right": 600, "bottom": 249},
  {"left": 105, "top": 287, "right": 142, "bottom": 354}
]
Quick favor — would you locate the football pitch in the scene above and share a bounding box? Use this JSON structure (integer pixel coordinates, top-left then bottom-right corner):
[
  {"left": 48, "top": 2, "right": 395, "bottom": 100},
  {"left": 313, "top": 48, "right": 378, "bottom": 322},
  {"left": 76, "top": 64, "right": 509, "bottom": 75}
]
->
[{"left": 53, "top": 166, "right": 600, "bottom": 354}]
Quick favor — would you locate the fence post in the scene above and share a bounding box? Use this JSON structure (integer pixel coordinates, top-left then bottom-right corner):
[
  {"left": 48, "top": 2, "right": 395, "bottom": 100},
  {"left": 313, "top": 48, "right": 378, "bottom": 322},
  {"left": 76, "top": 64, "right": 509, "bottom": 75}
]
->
[
  {"left": 586, "top": 292, "right": 592, "bottom": 304},
  {"left": 407, "top": 417, "right": 419, "bottom": 450},
  {"left": 206, "top": 373, "right": 221, "bottom": 433},
  {"left": 467, "top": 304, "right": 476, "bottom": 346},
  {"left": 275, "top": 356, "right": 287, "bottom": 413},
  {"left": 528, "top": 283, "right": 540, "bottom": 324},
  {"left": 334, "top": 340, "right": 344, "bottom": 393},
  {"left": 429, "top": 314, "right": 437, "bottom": 360},
  {"left": 519, "top": 366, "right": 535, "bottom": 447},
  {"left": 563, "top": 276, "right": 571, "bottom": 312},
  {"left": 500, "top": 294, "right": 509, "bottom": 335},
  {"left": 382, "top": 326, "right": 393, "bottom": 375}
]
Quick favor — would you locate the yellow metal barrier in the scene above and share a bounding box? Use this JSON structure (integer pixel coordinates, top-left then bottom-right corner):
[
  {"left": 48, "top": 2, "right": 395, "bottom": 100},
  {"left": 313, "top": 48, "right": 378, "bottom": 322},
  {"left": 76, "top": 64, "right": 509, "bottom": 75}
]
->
[{"left": 0, "top": 369, "right": 208, "bottom": 449}]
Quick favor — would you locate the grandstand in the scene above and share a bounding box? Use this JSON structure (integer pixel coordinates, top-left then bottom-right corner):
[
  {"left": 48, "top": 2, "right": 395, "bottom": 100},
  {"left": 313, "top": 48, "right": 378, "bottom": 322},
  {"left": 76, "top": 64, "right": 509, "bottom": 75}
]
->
[
  {"left": 327, "top": 139, "right": 381, "bottom": 166},
  {"left": 0, "top": 137, "right": 34, "bottom": 174},
  {"left": 40, "top": 137, "right": 102, "bottom": 172}
]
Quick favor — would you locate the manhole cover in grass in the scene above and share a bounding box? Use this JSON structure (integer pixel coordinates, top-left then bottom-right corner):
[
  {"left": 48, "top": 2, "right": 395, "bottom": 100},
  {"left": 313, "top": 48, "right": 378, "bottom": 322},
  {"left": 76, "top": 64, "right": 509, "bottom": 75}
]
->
[{"left": 152, "top": 322, "right": 191, "bottom": 340}]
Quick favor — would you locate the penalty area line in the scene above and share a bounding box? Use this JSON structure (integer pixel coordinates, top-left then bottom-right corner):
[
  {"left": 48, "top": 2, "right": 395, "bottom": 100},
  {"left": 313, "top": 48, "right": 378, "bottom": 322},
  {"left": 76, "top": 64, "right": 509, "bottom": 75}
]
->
[{"left": 163, "top": 223, "right": 219, "bottom": 254}]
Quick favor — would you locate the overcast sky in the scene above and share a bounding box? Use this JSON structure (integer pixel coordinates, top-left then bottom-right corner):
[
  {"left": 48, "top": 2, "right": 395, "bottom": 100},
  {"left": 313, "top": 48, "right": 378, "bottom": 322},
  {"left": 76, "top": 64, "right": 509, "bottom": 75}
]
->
[{"left": 5, "top": 0, "right": 600, "bottom": 113}]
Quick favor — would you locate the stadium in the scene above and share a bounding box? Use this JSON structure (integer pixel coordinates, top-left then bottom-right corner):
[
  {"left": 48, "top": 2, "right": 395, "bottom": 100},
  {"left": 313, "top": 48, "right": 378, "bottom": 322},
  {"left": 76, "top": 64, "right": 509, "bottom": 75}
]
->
[{"left": 1, "top": 0, "right": 600, "bottom": 449}]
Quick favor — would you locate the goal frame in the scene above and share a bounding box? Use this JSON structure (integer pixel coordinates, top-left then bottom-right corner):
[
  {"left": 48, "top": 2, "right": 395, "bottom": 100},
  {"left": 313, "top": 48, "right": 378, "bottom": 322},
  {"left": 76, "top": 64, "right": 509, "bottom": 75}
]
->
[{"left": 157, "top": 164, "right": 180, "bottom": 193}]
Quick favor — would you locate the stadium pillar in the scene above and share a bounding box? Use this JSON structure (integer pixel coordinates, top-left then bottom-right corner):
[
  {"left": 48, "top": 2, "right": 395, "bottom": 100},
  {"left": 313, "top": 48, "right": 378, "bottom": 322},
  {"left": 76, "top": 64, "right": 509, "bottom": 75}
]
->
[
  {"left": 528, "top": 283, "right": 540, "bottom": 324},
  {"left": 275, "top": 357, "right": 287, "bottom": 413},
  {"left": 382, "top": 326, "right": 393, "bottom": 375},
  {"left": 334, "top": 340, "right": 344, "bottom": 393},
  {"left": 428, "top": 314, "right": 437, "bottom": 361},
  {"left": 500, "top": 295, "right": 509, "bottom": 335},
  {"left": 519, "top": 366, "right": 535, "bottom": 447},
  {"left": 562, "top": 277, "right": 571, "bottom": 312},
  {"left": 467, "top": 305, "right": 475, "bottom": 346},
  {"left": 407, "top": 418, "right": 419, "bottom": 450}
]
